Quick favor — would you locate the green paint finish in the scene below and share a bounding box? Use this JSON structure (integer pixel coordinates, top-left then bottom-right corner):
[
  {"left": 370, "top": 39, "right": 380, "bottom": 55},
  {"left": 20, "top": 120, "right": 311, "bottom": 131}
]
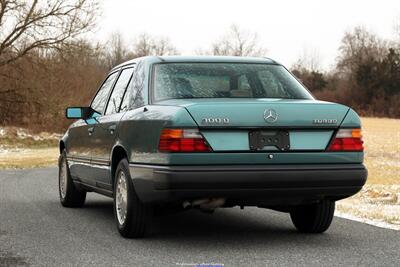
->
[
  {"left": 289, "top": 130, "right": 333, "bottom": 150},
  {"left": 118, "top": 105, "right": 198, "bottom": 164},
  {"left": 340, "top": 108, "right": 362, "bottom": 128},
  {"left": 159, "top": 99, "right": 349, "bottom": 128}
]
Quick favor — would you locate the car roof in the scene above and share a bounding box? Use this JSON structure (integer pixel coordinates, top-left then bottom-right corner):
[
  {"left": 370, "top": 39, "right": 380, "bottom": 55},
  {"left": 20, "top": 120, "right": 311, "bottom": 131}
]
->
[{"left": 111, "top": 56, "right": 279, "bottom": 71}]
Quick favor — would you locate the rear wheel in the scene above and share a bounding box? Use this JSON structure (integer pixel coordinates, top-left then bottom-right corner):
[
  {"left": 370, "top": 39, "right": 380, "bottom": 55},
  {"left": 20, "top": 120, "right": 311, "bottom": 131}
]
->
[
  {"left": 59, "top": 151, "right": 86, "bottom": 207},
  {"left": 290, "top": 200, "right": 335, "bottom": 233},
  {"left": 113, "top": 158, "right": 152, "bottom": 238}
]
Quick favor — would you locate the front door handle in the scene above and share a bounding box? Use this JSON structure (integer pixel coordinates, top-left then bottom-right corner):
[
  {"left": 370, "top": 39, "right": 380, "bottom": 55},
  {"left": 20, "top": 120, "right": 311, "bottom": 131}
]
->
[
  {"left": 88, "top": 127, "right": 94, "bottom": 136},
  {"left": 108, "top": 125, "right": 116, "bottom": 135}
]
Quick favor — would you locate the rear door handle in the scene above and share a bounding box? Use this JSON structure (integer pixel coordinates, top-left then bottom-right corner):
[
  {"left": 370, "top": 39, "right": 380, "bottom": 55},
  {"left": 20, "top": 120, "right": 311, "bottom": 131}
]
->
[
  {"left": 88, "top": 127, "right": 94, "bottom": 136},
  {"left": 108, "top": 125, "right": 116, "bottom": 135}
]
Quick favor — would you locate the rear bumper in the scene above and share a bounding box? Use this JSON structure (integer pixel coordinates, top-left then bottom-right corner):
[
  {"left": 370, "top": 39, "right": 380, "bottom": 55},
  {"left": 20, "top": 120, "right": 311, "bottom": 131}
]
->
[{"left": 129, "top": 163, "right": 367, "bottom": 205}]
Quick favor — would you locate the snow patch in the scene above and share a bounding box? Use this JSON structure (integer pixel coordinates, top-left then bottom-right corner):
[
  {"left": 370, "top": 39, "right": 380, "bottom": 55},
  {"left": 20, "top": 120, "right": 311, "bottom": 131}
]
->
[{"left": 17, "top": 129, "right": 34, "bottom": 139}]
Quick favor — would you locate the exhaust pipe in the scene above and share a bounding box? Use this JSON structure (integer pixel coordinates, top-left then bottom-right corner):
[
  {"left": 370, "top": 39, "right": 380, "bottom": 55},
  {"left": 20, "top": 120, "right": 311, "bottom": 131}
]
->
[{"left": 183, "top": 198, "right": 226, "bottom": 210}]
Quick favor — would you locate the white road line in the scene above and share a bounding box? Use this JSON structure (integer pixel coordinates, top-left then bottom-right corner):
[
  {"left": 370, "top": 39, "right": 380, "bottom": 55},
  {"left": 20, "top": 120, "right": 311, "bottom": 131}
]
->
[{"left": 335, "top": 211, "right": 400, "bottom": 231}]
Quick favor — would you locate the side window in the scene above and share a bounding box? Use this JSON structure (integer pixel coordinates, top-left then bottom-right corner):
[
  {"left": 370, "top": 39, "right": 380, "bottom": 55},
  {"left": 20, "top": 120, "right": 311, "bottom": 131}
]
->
[
  {"left": 120, "top": 61, "right": 145, "bottom": 111},
  {"left": 105, "top": 68, "right": 134, "bottom": 115},
  {"left": 91, "top": 72, "right": 118, "bottom": 114}
]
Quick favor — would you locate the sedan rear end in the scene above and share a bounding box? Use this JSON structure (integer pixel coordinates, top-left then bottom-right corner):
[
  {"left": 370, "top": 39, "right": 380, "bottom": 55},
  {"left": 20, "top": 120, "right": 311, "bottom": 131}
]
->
[
  {"left": 127, "top": 59, "right": 367, "bottom": 234},
  {"left": 61, "top": 56, "right": 368, "bottom": 238}
]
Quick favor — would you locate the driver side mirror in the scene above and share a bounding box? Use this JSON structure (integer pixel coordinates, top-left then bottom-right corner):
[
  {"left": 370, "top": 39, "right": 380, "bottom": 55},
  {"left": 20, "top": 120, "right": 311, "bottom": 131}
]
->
[{"left": 65, "top": 107, "right": 94, "bottom": 120}]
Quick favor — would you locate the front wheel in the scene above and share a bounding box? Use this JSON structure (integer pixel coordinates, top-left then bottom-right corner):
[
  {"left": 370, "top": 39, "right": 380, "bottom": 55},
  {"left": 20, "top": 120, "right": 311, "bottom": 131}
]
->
[
  {"left": 290, "top": 200, "right": 335, "bottom": 233},
  {"left": 58, "top": 151, "right": 86, "bottom": 207},
  {"left": 113, "top": 158, "right": 152, "bottom": 238}
]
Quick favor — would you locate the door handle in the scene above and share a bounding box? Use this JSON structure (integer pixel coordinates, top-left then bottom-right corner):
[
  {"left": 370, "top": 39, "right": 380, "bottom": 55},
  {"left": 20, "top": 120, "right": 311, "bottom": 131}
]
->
[
  {"left": 108, "top": 125, "right": 116, "bottom": 135},
  {"left": 88, "top": 127, "right": 94, "bottom": 136}
]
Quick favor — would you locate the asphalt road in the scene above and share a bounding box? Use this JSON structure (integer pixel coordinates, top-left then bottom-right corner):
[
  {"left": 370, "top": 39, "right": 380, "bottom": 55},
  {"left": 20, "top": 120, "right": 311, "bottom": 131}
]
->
[{"left": 0, "top": 168, "right": 399, "bottom": 267}]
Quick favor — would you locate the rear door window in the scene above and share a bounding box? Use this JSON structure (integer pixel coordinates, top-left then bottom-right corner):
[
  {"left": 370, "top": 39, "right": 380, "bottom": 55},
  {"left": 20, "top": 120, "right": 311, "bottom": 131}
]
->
[
  {"left": 105, "top": 68, "right": 134, "bottom": 115},
  {"left": 120, "top": 61, "right": 146, "bottom": 111}
]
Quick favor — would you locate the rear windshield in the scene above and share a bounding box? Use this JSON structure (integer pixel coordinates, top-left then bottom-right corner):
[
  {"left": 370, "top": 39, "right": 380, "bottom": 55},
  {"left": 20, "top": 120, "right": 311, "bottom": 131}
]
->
[{"left": 153, "top": 63, "right": 313, "bottom": 101}]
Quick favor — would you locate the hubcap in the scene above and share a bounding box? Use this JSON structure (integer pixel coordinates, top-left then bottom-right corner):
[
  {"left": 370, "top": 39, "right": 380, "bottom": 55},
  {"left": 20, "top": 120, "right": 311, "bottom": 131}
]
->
[
  {"left": 116, "top": 171, "right": 128, "bottom": 225},
  {"left": 59, "top": 158, "right": 68, "bottom": 199}
]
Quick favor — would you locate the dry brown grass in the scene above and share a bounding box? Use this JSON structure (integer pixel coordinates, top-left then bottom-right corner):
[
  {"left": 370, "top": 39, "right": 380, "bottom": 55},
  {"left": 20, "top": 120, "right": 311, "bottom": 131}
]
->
[
  {"left": 337, "top": 184, "right": 400, "bottom": 229},
  {"left": 0, "top": 127, "right": 60, "bottom": 169},
  {"left": 337, "top": 117, "right": 400, "bottom": 228},
  {"left": 0, "top": 148, "right": 59, "bottom": 169},
  {"left": 362, "top": 118, "right": 400, "bottom": 185}
]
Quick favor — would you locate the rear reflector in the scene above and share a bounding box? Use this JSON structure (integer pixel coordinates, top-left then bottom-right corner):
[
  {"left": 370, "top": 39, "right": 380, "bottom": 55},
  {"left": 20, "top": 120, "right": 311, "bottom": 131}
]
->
[
  {"left": 158, "top": 129, "right": 211, "bottom": 152},
  {"left": 328, "top": 129, "right": 364, "bottom": 151}
]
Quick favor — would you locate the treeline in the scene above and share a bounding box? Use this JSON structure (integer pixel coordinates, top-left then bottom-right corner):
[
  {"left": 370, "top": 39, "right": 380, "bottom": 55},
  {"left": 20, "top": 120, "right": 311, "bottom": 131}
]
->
[
  {"left": 0, "top": 34, "right": 178, "bottom": 131},
  {"left": 0, "top": 1, "right": 399, "bottom": 132},
  {"left": 292, "top": 27, "right": 400, "bottom": 118}
]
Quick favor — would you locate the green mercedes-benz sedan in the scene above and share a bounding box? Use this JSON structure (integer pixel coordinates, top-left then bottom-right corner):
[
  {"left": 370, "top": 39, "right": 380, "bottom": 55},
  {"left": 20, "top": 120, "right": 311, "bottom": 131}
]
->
[{"left": 59, "top": 56, "right": 367, "bottom": 238}]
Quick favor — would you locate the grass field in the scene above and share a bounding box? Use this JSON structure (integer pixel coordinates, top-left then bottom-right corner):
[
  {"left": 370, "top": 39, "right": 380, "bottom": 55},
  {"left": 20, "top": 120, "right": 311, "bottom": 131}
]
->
[
  {"left": 361, "top": 118, "right": 400, "bottom": 185},
  {"left": 0, "top": 147, "right": 59, "bottom": 169},
  {"left": 0, "top": 118, "right": 399, "bottom": 228},
  {"left": 335, "top": 117, "right": 400, "bottom": 229},
  {"left": 0, "top": 127, "right": 59, "bottom": 169}
]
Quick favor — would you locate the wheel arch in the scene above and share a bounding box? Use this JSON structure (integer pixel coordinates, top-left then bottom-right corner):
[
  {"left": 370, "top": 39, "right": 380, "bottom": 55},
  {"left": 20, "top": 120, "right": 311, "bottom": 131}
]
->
[
  {"left": 110, "top": 144, "right": 129, "bottom": 189},
  {"left": 59, "top": 140, "right": 66, "bottom": 154}
]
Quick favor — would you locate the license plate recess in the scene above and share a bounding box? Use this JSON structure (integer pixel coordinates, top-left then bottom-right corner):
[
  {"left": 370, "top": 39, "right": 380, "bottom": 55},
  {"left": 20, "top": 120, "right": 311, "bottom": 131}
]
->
[{"left": 248, "top": 130, "right": 290, "bottom": 151}]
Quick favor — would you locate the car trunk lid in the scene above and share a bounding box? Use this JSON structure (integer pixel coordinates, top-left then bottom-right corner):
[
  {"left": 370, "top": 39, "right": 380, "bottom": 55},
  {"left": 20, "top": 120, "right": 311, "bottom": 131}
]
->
[{"left": 158, "top": 98, "right": 349, "bottom": 151}]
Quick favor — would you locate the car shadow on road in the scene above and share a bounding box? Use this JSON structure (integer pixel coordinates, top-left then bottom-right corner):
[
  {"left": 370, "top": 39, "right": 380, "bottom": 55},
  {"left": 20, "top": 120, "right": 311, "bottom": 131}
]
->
[{"left": 81, "top": 198, "right": 339, "bottom": 248}]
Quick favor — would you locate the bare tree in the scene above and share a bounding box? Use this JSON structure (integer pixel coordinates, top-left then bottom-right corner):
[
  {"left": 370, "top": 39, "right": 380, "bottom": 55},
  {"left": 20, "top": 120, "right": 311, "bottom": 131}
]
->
[
  {"left": 105, "top": 32, "right": 130, "bottom": 69},
  {"left": 132, "top": 33, "right": 153, "bottom": 57},
  {"left": 152, "top": 36, "right": 178, "bottom": 56},
  {"left": 292, "top": 47, "right": 322, "bottom": 72},
  {"left": 337, "top": 26, "right": 387, "bottom": 74},
  {"left": 291, "top": 47, "right": 327, "bottom": 92},
  {"left": 211, "top": 24, "right": 267, "bottom": 56},
  {"left": 132, "top": 33, "right": 177, "bottom": 57},
  {"left": 0, "top": 0, "right": 99, "bottom": 66}
]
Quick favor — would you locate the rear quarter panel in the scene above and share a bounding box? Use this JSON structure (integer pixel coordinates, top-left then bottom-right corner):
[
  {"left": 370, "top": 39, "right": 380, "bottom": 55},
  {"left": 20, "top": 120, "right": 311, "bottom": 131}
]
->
[
  {"left": 117, "top": 105, "right": 197, "bottom": 165},
  {"left": 340, "top": 108, "right": 362, "bottom": 128}
]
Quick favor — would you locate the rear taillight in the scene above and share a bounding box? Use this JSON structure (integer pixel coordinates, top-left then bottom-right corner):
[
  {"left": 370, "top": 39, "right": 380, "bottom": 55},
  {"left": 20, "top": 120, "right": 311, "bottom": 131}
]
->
[
  {"left": 158, "top": 128, "right": 212, "bottom": 152},
  {"left": 327, "top": 129, "right": 364, "bottom": 151}
]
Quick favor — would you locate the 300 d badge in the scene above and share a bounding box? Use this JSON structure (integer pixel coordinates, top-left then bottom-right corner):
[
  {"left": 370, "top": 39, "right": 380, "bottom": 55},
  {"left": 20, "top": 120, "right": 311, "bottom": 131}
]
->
[{"left": 201, "top": 117, "right": 230, "bottom": 125}]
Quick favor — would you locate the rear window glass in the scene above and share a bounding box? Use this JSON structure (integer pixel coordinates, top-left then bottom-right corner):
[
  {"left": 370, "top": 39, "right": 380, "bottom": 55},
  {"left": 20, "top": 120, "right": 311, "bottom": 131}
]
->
[{"left": 153, "top": 63, "right": 313, "bottom": 101}]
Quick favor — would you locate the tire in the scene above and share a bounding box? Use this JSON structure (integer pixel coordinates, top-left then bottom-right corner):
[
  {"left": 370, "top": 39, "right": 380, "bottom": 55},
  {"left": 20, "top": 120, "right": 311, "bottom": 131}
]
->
[
  {"left": 58, "top": 150, "right": 86, "bottom": 208},
  {"left": 290, "top": 200, "right": 335, "bottom": 233},
  {"left": 113, "top": 158, "right": 152, "bottom": 238}
]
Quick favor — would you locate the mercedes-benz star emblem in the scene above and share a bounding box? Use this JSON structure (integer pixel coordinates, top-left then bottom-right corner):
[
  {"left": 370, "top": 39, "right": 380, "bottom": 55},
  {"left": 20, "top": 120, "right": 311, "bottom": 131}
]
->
[{"left": 264, "top": 109, "right": 278, "bottom": 123}]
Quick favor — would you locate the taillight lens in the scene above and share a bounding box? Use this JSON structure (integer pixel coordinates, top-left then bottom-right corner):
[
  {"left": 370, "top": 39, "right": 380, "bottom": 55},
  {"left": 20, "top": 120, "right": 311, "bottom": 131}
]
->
[
  {"left": 327, "top": 129, "right": 364, "bottom": 151},
  {"left": 158, "top": 128, "right": 212, "bottom": 152}
]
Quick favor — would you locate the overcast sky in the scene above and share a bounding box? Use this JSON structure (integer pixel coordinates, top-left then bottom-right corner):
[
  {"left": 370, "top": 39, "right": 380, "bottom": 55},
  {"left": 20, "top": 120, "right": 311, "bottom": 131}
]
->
[{"left": 95, "top": 0, "right": 400, "bottom": 70}]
